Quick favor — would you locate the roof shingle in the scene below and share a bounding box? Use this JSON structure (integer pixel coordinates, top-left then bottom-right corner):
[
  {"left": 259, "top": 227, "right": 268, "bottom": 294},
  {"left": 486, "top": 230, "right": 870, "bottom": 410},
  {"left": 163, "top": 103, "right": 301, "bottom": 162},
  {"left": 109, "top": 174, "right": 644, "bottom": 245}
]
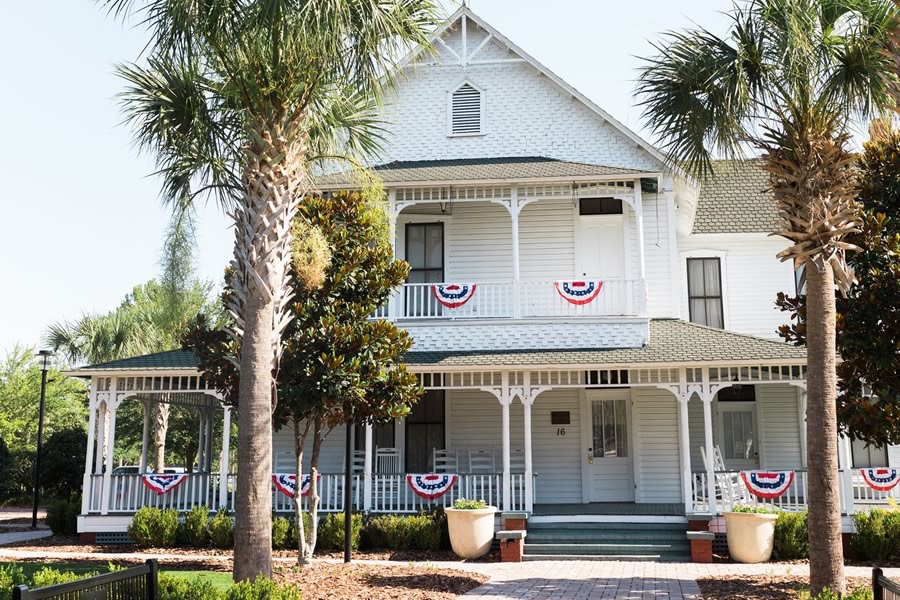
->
[{"left": 693, "top": 159, "right": 779, "bottom": 234}]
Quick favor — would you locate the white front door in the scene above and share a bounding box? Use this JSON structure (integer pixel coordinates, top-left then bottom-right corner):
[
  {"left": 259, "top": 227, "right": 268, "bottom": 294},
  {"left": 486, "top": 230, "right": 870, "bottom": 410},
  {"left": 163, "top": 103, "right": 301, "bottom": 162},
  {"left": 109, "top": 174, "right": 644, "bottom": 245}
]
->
[
  {"left": 577, "top": 216, "right": 625, "bottom": 278},
  {"left": 717, "top": 402, "right": 760, "bottom": 470},
  {"left": 583, "top": 391, "right": 634, "bottom": 502}
]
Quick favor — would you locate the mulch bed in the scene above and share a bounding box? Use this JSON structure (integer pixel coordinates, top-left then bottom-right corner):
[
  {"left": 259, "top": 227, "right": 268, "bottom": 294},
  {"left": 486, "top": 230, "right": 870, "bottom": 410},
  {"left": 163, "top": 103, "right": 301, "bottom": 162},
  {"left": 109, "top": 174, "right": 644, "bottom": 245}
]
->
[
  {"left": 697, "top": 575, "right": 870, "bottom": 600},
  {"left": 274, "top": 563, "right": 487, "bottom": 599},
  {"left": 4, "top": 535, "right": 498, "bottom": 562}
]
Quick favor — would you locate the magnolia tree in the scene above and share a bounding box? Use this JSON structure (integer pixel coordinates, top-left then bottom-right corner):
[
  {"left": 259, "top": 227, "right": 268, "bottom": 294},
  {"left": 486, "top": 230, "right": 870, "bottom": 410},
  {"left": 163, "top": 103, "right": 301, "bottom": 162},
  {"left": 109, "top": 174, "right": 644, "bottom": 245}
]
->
[{"left": 187, "top": 191, "right": 420, "bottom": 564}]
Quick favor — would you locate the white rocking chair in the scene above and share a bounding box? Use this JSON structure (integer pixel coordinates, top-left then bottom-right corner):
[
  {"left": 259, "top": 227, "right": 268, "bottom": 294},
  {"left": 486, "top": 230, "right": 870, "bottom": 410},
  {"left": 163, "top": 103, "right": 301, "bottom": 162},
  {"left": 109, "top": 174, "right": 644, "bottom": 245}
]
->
[{"left": 700, "top": 445, "right": 752, "bottom": 509}]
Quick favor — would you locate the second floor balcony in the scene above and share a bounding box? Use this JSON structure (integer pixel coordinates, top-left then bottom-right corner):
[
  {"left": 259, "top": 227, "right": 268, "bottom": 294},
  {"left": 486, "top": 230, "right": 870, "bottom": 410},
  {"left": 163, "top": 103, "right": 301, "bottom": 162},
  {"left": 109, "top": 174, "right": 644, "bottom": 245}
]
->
[{"left": 376, "top": 278, "right": 647, "bottom": 321}]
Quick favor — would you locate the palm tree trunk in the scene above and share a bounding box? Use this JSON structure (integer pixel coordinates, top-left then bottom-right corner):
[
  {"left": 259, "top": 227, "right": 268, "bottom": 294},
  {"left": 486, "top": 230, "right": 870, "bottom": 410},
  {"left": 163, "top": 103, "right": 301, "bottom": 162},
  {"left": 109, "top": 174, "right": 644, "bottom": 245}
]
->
[
  {"left": 231, "top": 121, "right": 306, "bottom": 582},
  {"left": 805, "top": 258, "right": 845, "bottom": 596},
  {"left": 153, "top": 401, "right": 170, "bottom": 472},
  {"left": 233, "top": 291, "right": 276, "bottom": 581}
]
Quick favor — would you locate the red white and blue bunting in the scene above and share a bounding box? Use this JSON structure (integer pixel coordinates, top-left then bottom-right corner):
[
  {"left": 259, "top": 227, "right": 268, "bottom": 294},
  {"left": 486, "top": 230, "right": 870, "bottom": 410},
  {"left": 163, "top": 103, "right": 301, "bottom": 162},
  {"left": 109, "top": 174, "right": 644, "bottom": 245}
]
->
[
  {"left": 272, "top": 473, "right": 317, "bottom": 499},
  {"left": 432, "top": 284, "right": 477, "bottom": 309},
  {"left": 740, "top": 470, "right": 795, "bottom": 499},
  {"left": 860, "top": 468, "right": 900, "bottom": 492},
  {"left": 141, "top": 473, "right": 188, "bottom": 496},
  {"left": 406, "top": 474, "right": 458, "bottom": 500},
  {"left": 554, "top": 280, "right": 603, "bottom": 305}
]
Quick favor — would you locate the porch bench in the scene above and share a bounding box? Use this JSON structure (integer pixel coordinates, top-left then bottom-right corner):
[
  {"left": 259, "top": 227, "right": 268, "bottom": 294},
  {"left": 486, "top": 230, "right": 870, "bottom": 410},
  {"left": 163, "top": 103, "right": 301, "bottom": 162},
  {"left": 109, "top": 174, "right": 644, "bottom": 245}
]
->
[
  {"left": 687, "top": 531, "right": 715, "bottom": 563},
  {"left": 496, "top": 530, "right": 527, "bottom": 563}
]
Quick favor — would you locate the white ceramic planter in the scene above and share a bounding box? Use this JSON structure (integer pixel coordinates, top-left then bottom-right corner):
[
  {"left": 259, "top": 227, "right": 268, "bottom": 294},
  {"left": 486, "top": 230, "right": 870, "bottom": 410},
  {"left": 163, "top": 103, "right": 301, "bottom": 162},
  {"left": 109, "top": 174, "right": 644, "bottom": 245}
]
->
[
  {"left": 445, "top": 506, "right": 497, "bottom": 559},
  {"left": 724, "top": 511, "right": 778, "bottom": 563}
]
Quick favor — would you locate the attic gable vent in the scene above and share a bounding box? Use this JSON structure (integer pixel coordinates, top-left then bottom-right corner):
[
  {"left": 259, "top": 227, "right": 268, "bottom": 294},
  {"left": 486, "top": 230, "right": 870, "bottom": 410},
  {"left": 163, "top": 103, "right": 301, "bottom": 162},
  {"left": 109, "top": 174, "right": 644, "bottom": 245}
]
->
[{"left": 451, "top": 83, "right": 482, "bottom": 135}]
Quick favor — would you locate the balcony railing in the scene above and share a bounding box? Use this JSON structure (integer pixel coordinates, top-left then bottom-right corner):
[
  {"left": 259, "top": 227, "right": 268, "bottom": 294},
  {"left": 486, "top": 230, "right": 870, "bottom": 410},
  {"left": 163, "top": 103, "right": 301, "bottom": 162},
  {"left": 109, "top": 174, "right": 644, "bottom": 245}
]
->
[{"left": 376, "top": 278, "right": 646, "bottom": 320}]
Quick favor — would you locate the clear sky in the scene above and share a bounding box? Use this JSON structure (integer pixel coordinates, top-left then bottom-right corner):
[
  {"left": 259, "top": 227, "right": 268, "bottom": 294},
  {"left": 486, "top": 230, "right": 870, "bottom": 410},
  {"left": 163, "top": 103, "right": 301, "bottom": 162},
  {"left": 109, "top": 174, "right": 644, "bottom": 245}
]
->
[{"left": 0, "top": 0, "right": 731, "bottom": 355}]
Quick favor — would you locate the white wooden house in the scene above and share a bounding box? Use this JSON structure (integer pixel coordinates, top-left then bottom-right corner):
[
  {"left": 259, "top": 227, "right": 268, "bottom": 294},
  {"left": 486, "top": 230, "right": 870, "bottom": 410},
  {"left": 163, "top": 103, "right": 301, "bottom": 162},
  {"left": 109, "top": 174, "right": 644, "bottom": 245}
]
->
[{"left": 69, "top": 7, "right": 899, "bottom": 557}]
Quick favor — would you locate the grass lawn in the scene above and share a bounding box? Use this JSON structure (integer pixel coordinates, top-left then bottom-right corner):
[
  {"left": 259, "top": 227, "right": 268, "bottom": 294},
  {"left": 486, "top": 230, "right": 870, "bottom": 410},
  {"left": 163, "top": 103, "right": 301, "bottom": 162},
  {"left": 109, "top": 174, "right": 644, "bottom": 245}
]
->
[{"left": 3, "top": 562, "right": 232, "bottom": 592}]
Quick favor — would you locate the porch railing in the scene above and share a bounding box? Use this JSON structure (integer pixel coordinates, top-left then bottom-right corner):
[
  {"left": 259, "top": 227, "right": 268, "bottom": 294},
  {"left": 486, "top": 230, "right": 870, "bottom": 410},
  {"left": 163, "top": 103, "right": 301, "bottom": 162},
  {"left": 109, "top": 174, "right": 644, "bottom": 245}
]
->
[
  {"left": 375, "top": 278, "right": 646, "bottom": 320},
  {"left": 85, "top": 472, "right": 530, "bottom": 515},
  {"left": 851, "top": 470, "right": 900, "bottom": 504}
]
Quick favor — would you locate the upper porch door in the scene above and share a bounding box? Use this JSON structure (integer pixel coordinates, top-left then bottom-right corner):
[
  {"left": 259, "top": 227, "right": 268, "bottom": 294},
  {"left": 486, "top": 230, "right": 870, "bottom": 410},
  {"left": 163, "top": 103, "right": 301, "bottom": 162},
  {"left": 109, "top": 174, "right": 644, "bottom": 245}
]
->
[
  {"left": 583, "top": 390, "right": 634, "bottom": 502},
  {"left": 576, "top": 199, "right": 626, "bottom": 279}
]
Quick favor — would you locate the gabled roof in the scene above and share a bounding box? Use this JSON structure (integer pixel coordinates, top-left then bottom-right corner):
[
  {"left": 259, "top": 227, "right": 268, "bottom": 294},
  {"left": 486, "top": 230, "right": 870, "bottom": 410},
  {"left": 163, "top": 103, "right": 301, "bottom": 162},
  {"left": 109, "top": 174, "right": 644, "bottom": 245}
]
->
[
  {"left": 405, "top": 319, "right": 806, "bottom": 367},
  {"left": 316, "top": 157, "right": 654, "bottom": 188},
  {"left": 693, "top": 160, "right": 780, "bottom": 234},
  {"left": 399, "top": 6, "right": 670, "bottom": 173},
  {"left": 69, "top": 349, "right": 199, "bottom": 374}
]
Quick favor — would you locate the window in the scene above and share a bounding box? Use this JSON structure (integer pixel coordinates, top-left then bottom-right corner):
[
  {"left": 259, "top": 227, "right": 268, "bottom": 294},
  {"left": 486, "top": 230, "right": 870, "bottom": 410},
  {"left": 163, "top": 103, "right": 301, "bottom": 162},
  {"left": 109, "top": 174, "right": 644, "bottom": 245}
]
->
[
  {"left": 405, "top": 391, "right": 446, "bottom": 473},
  {"left": 851, "top": 439, "right": 889, "bottom": 468},
  {"left": 687, "top": 257, "right": 725, "bottom": 328},
  {"left": 591, "top": 399, "right": 628, "bottom": 458},
  {"left": 579, "top": 197, "right": 623, "bottom": 215},
  {"left": 405, "top": 223, "right": 444, "bottom": 284},
  {"left": 451, "top": 83, "right": 481, "bottom": 135},
  {"left": 795, "top": 264, "right": 807, "bottom": 297},
  {"left": 717, "top": 385, "right": 756, "bottom": 402}
]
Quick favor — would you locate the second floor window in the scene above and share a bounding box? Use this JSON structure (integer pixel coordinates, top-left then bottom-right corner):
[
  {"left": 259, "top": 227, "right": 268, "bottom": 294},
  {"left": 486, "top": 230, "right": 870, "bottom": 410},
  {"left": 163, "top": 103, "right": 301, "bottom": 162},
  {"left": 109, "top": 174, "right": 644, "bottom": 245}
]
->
[
  {"left": 687, "top": 257, "right": 724, "bottom": 329},
  {"left": 406, "top": 223, "right": 444, "bottom": 284}
]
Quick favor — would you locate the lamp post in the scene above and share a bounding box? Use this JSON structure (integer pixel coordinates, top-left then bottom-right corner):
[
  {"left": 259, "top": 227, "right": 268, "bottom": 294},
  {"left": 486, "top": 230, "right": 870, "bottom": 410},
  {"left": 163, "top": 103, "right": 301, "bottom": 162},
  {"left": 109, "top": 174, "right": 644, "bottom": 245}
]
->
[{"left": 31, "top": 350, "right": 54, "bottom": 529}]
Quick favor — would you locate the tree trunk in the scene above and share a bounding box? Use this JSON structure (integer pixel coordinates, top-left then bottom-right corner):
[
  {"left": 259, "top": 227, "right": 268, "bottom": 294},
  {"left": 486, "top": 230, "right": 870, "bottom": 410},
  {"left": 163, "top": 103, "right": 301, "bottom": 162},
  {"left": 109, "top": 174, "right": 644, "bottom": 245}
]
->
[
  {"left": 805, "top": 258, "right": 845, "bottom": 596},
  {"left": 293, "top": 418, "right": 311, "bottom": 566},
  {"left": 152, "top": 401, "right": 170, "bottom": 473},
  {"left": 233, "top": 291, "right": 276, "bottom": 581},
  {"left": 306, "top": 415, "right": 324, "bottom": 561},
  {"left": 230, "top": 121, "right": 306, "bottom": 582}
]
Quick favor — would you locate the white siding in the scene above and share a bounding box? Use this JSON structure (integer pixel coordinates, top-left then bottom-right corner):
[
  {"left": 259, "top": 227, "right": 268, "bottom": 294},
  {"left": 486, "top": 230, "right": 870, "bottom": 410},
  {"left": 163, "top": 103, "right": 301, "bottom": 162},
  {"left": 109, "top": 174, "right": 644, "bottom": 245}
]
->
[
  {"left": 447, "top": 203, "right": 513, "bottom": 281},
  {"left": 758, "top": 385, "right": 803, "bottom": 470},
  {"left": 519, "top": 200, "right": 575, "bottom": 279},
  {"left": 531, "top": 390, "right": 582, "bottom": 504},
  {"left": 678, "top": 234, "right": 796, "bottom": 338},
  {"left": 272, "top": 423, "right": 346, "bottom": 474},
  {"left": 889, "top": 445, "right": 900, "bottom": 468},
  {"left": 628, "top": 194, "right": 676, "bottom": 317},
  {"left": 632, "top": 388, "right": 682, "bottom": 503}
]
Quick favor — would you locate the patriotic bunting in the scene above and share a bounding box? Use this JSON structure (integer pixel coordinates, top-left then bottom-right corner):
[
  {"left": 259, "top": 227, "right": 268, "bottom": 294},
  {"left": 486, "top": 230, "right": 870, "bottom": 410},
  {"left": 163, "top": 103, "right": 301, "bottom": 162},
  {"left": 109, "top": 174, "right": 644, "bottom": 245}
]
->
[
  {"left": 860, "top": 468, "right": 900, "bottom": 492},
  {"left": 740, "top": 470, "right": 795, "bottom": 499},
  {"left": 554, "top": 280, "right": 603, "bottom": 305},
  {"left": 406, "top": 474, "right": 458, "bottom": 500},
  {"left": 432, "top": 284, "right": 477, "bottom": 309},
  {"left": 141, "top": 473, "right": 188, "bottom": 496},
  {"left": 272, "top": 473, "right": 317, "bottom": 499}
]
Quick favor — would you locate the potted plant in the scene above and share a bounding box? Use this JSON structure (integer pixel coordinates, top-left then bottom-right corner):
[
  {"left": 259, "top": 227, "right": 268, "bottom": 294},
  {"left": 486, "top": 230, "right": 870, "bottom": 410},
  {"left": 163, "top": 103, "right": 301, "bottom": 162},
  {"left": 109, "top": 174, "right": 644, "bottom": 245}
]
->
[
  {"left": 724, "top": 505, "right": 778, "bottom": 563},
  {"left": 445, "top": 498, "right": 497, "bottom": 559}
]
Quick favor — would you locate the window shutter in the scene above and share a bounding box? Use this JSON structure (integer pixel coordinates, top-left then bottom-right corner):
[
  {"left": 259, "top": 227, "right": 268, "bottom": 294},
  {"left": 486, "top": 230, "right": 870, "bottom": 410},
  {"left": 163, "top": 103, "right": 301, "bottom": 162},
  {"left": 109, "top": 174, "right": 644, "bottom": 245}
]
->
[{"left": 451, "top": 83, "right": 481, "bottom": 134}]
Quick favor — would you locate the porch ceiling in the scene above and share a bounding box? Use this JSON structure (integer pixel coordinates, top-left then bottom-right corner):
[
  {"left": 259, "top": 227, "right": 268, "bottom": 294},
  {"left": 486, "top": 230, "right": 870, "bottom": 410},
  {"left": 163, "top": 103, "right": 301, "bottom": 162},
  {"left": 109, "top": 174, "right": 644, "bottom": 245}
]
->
[
  {"left": 404, "top": 319, "right": 807, "bottom": 368},
  {"left": 316, "top": 156, "right": 657, "bottom": 188}
]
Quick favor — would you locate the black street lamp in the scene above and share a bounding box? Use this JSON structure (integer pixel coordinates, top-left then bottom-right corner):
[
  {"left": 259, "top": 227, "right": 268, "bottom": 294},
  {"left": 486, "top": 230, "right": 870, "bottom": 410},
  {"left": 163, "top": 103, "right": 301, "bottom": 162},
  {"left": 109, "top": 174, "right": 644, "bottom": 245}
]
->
[{"left": 31, "top": 350, "right": 54, "bottom": 529}]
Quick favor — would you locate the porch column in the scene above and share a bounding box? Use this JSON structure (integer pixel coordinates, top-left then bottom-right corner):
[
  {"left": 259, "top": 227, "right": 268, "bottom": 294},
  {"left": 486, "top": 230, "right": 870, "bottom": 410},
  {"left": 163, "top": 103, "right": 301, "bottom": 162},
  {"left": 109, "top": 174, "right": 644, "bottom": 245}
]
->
[
  {"left": 510, "top": 187, "right": 521, "bottom": 319},
  {"left": 699, "top": 372, "right": 717, "bottom": 514},
  {"left": 82, "top": 389, "right": 98, "bottom": 515},
  {"left": 388, "top": 190, "right": 399, "bottom": 321},
  {"left": 218, "top": 405, "right": 232, "bottom": 509},
  {"left": 676, "top": 390, "right": 693, "bottom": 515},
  {"left": 838, "top": 434, "right": 855, "bottom": 514},
  {"left": 518, "top": 373, "right": 548, "bottom": 514},
  {"left": 100, "top": 379, "right": 119, "bottom": 515},
  {"left": 501, "top": 372, "right": 512, "bottom": 512},
  {"left": 139, "top": 400, "right": 150, "bottom": 473},
  {"left": 633, "top": 181, "right": 647, "bottom": 315},
  {"left": 797, "top": 388, "right": 808, "bottom": 468},
  {"left": 363, "top": 424, "right": 373, "bottom": 511},
  {"left": 95, "top": 399, "right": 107, "bottom": 476}
]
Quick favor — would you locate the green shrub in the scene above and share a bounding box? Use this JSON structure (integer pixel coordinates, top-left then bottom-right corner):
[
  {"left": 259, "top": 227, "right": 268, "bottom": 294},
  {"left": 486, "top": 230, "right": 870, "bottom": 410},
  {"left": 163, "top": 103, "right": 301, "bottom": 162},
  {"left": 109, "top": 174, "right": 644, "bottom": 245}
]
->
[
  {"left": 0, "top": 564, "right": 27, "bottom": 600},
  {"left": 158, "top": 573, "right": 221, "bottom": 600},
  {"left": 209, "top": 508, "right": 235, "bottom": 549},
  {"left": 317, "top": 513, "right": 361, "bottom": 551},
  {"left": 30, "top": 567, "right": 97, "bottom": 588},
  {"left": 773, "top": 510, "right": 808, "bottom": 560},
  {"left": 363, "top": 514, "right": 441, "bottom": 551},
  {"left": 799, "top": 586, "right": 872, "bottom": 600},
  {"left": 851, "top": 508, "right": 900, "bottom": 560},
  {"left": 183, "top": 506, "right": 210, "bottom": 547},
  {"left": 129, "top": 507, "right": 178, "bottom": 548},
  {"left": 272, "top": 516, "right": 292, "bottom": 550},
  {"left": 731, "top": 504, "right": 775, "bottom": 514},
  {"left": 45, "top": 498, "right": 80, "bottom": 536},
  {"left": 452, "top": 498, "right": 487, "bottom": 510},
  {"left": 224, "top": 576, "right": 302, "bottom": 600}
]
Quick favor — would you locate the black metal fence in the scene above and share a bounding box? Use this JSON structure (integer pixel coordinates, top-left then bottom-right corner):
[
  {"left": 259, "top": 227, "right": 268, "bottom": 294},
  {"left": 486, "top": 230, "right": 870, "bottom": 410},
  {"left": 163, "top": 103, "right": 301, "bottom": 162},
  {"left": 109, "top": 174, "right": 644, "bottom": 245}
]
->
[
  {"left": 874, "top": 568, "right": 900, "bottom": 600},
  {"left": 12, "top": 560, "right": 158, "bottom": 600}
]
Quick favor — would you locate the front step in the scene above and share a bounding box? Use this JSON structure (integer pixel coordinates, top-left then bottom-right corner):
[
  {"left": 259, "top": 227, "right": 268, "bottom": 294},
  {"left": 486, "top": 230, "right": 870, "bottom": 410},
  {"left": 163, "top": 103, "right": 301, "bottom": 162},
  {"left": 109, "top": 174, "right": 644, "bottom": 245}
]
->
[{"left": 521, "top": 521, "right": 691, "bottom": 562}]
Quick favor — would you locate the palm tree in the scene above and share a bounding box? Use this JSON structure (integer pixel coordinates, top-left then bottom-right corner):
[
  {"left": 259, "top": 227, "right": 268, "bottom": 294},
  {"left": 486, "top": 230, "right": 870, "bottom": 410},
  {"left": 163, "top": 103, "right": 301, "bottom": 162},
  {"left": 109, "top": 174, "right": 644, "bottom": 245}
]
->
[
  {"left": 99, "top": 0, "right": 439, "bottom": 581},
  {"left": 637, "top": 0, "right": 896, "bottom": 593}
]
